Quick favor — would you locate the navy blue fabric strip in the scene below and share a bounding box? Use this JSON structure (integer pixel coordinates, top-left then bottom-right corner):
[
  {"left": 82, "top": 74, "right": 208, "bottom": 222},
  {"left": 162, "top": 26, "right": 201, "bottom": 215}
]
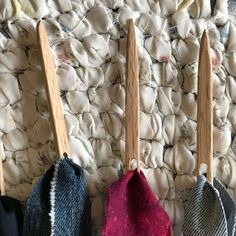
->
[
  {"left": 23, "top": 163, "right": 54, "bottom": 236},
  {"left": 0, "top": 196, "right": 23, "bottom": 236},
  {"left": 53, "top": 158, "right": 91, "bottom": 236},
  {"left": 23, "top": 158, "right": 91, "bottom": 236}
]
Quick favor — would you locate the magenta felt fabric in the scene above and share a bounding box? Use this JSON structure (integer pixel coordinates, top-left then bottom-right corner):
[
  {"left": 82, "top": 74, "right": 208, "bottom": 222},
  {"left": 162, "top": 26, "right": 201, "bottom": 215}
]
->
[{"left": 103, "top": 169, "right": 172, "bottom": 236}]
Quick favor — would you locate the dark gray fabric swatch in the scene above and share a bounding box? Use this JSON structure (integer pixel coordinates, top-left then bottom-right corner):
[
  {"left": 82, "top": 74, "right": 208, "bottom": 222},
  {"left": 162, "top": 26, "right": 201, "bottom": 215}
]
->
[{"left": 183, "top": 175, "right": 236, "bottom": 236}]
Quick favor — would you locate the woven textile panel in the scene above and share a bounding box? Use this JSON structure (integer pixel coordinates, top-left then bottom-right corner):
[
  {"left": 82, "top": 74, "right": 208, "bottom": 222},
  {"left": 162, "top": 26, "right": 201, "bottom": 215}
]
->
[{"left": 0, "top": 0, "right": 235, "bottom": 235}]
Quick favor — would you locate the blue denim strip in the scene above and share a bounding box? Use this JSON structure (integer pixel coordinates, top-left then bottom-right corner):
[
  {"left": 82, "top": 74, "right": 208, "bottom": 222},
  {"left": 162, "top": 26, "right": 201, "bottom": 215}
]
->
[
  {"left": 23, "top": 163, "right": 54, "bottom": 236},
  {"left": 23, "top": 158, "right": 91, "bottom": 236},
  {"left": 52, "top": 158, "right": 91, "bottom": 236}
]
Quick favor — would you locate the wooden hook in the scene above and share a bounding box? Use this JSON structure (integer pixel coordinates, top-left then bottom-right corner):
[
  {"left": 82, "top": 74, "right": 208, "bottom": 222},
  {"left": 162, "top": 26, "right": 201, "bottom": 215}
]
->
[
  {"left": 125, "top": 19, "right": 140, "bottom": 172},
  {"left": 196, "top": 30, "right": 213, "bottom": 184},
  {"left": 37, "top": 21, "right": 71, "bottom": 158},
  {"left": 0, "top": 154, "right": 5, "bottom": 196}
]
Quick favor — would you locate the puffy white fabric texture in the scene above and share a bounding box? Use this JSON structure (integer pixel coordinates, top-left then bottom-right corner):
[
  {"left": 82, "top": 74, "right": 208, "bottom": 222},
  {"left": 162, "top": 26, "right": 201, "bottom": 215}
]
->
[{"left": 0, "top": 1, "right": 236, "bottom": 235}]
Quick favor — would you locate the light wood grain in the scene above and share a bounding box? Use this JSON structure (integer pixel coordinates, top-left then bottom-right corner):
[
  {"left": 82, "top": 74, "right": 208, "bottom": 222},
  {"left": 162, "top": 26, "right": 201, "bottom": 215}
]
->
[
  {"left": 125, "top": 19, "right": 140, "bottom": 172},
  {"left": 0, "top": 155, "right": 5, "bottom": 196},
  {"left": 196, "top": 30, "right": 213, "bottom": 184},
  {"left": 37, "top": 21, "right": 70, "bottom": 158}
]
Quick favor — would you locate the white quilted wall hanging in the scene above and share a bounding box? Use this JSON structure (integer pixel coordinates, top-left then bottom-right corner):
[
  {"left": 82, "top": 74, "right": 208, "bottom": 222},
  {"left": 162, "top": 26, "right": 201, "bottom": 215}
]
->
[{"left": 0, "top": 0, "right": 236, "bottom": 235}]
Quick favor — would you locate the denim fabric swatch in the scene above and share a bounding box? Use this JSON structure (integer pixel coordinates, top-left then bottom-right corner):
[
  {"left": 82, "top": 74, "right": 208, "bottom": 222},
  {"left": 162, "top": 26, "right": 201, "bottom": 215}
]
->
[
  {"left": 183, "top": 175, "right": 236, "bottom": 236},
  {"left": 23, "top": 158, "right": 91, "bottom": 236},
  {"left": 228, "top": 0, "right": 236, "bottom": 12},
  {"left": 23, "top": 164, "right": 54, "bottom": 235},
  {"left": 213, "top": 178, "right": 236, "bottom": 236},
  {"left": 0, "top": 196, "right": 23, "bottom": 236}
]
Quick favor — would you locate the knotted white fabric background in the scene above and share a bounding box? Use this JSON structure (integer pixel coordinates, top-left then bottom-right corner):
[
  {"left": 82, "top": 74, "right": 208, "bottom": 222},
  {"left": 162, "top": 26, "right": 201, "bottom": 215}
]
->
[{"left": 0, "top": 0, "right": 235, "bottom": 235}]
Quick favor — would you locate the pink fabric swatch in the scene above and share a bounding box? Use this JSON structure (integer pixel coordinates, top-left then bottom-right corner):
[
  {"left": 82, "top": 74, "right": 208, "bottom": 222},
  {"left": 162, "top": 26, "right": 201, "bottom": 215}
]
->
[{"left": 103, "top": 169, "right": 172, "bottom": 236}]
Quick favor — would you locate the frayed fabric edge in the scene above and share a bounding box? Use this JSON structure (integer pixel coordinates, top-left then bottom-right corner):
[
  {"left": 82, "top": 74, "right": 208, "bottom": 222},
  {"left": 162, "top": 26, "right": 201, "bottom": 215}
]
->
[{"left": 49, "top": 160, "right": 61, "bottom": 236}]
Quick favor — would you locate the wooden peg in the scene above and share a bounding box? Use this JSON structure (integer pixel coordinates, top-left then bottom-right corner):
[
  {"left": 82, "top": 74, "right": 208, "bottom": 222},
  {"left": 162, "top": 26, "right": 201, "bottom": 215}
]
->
[
  {"left": 125, "top": 19, "right": 140, "bottom": 172},
  {"left": 37, "top": 21, "right": 70, "bottom": 158},
  {"left": 0, "top": 155, "right": 5, "bottom": 196},
  {"left": 196, "top": 30, "right": 213, "bottom": 184}
]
